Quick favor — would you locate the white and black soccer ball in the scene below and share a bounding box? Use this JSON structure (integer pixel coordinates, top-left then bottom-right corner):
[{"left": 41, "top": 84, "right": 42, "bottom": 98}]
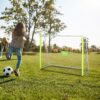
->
[{"left": 3, "top": 66, "right": 13, "bottom": 76}]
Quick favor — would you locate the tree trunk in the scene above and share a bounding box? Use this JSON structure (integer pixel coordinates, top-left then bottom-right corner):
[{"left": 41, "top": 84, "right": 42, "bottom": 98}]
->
[
  {"left": 48, "top": 12, "right": 52, "bottom": 53},
  {"left": 48, "top": 22, "right": 52, "bottom": 52},
  {"left": 48, "top": 32, "right": 51, "bottom": 53},
  {"left": 30, "top": 16, "right": 37, "bottom": 48},
  {"left": 30, "top": 9, "right": 39, "bottom": 49}
]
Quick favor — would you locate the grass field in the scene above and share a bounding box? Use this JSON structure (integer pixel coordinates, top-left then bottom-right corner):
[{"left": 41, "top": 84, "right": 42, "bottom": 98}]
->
[{"left": 0, "top": 52, "right": 100, "bottom": 100}]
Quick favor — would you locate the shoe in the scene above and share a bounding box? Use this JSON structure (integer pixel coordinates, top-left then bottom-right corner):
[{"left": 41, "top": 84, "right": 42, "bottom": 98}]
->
[
  {"left": 6, "top": 53, "right": 11, "bottom": 60},
  {"left": 14, "top": 70, "right": 20, "bottom": 77}
]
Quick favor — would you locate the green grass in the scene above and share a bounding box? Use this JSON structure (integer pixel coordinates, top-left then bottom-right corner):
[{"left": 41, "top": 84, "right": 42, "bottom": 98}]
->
[{"left": 0, "top": 52, "right": 100, "bottom": 100}]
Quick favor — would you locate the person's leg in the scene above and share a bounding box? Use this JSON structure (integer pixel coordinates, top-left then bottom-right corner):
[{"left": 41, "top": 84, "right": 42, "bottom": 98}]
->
[
  {"left": 0, "top": 45, "right": 4, "bottom": 58},
  {"left": 16, "top": 48, "right": 23, "bottom": 69},
  {"left": 6, "top": 46, "right": 13, "bottom": 60},
  {"left": 14, "top": 48, "right": 23, "bottom": 76},
  {"left": 0, "top": 44, "right": 2, "bottom": 58},
  {"left": 5, "top": 45, "right": 9, "bottom": 53}
]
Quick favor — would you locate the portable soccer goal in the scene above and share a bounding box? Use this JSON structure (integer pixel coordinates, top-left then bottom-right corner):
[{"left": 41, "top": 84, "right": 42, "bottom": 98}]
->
[{"left": 39, "top": 34, "right": 89, "bottom": 76}]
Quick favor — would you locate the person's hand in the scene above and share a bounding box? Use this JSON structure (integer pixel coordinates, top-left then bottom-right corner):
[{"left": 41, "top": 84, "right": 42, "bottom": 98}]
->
[{"left": 23, "top": 37, "right": 26, "bottom": 41}]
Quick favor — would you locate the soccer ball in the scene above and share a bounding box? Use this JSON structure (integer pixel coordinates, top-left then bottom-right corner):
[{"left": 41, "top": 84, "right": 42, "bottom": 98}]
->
[{"left": 3, "top": 66, "right": 13, "bottom": 76}]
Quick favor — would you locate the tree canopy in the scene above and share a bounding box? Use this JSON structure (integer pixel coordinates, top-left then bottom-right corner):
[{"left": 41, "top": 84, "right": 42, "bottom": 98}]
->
[{"left": 0, "top": 0, "right": 66, "bottom": 50}]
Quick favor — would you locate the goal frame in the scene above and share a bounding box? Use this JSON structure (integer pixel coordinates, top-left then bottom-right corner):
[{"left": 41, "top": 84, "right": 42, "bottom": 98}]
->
[{"left": 39, "top": 34, "right": 88, "bottom": 76}]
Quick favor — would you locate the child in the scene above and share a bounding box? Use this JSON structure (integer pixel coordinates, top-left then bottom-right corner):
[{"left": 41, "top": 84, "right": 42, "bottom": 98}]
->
[
  {"left": 0, "top": 37, "right": 9, "bottom": 58},
  {"left": 6, "top": 22, "right": 28, "bottom": 76},
  {"left": 0, "top": 42, "right": 3, "bottom": 58}
]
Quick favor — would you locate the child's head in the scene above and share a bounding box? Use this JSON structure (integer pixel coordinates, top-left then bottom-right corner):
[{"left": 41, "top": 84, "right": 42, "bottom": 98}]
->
[
  {"left": 14, "top": 22, "right": 26, "bottom": 36},
  {"left": 2, "top": 37, "right": 9, "bottom": 45},
  {"left": 2, "top": 37, "right": 6, "bottom": 41}
]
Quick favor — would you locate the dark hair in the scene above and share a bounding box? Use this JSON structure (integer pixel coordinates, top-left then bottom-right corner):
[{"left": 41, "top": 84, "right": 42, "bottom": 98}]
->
[
  {"left": 2, "top": 37, "right": 9, "bottom": 45},
  {"left": 13, "top": 22, "right": 26, "bottom": 36}
]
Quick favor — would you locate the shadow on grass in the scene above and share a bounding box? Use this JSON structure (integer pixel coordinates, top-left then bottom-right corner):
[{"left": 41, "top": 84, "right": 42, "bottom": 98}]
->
[
  {"left": 82, "top": 83, "right": 100, "bottom": 88},
  {"left": 0, "top": 59, "right": 17, "bottom": 61},
  {"left": 42, "top": 68, "right": 81, "bottom": 76},
  {"left": 88, "top": 74, "right": 100, "bottom": 79},
  {"left": 88, "top": 70, "right": 100, "bottom": 78},
  {"left": 0, "top": 75, "right": 16, "bottom": 84},
  {"left": 23, "top": 52, "right": 38, "bottom": 56}
]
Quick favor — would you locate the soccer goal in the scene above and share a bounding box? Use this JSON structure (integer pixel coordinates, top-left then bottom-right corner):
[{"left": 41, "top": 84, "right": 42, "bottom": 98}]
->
[{"left": 39, "top": 34, "right": 89, "bottom": 76}]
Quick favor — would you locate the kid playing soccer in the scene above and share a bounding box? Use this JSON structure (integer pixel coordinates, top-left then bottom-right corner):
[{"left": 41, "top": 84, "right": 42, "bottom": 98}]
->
[{"left": 6, "top": 22, "right": 28, "bottom": 76}]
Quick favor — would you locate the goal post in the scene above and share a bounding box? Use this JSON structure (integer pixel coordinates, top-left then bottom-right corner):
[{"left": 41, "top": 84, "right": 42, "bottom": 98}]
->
[
  {"left": 81, "top": 37, "right": 84, "bottom": 76},
  {"left": 39, "top": 33, "right": 89, "bottom": 76}
]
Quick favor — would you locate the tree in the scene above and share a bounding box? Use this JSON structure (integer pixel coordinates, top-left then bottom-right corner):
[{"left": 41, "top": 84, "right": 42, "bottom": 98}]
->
[
  {"left": 39, "top": 0, "right": 66, "bottom": 52},
  {"left": 90, "top": 45, "right": 97, "bottom": 52},
  {"left": 0, "top": 0, "right": 39, "bottom": 44},
  {"left": 0, "top": 0, "right": 66, "bottom": 51}
]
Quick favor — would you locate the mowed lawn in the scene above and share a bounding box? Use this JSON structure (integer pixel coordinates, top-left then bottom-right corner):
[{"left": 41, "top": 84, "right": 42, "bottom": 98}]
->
[{"left": 0, "top": 52, "right": 100, "bottom": 100}]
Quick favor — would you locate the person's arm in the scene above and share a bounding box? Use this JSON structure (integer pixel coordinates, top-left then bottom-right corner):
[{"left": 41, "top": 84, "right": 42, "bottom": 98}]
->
[
  {"left": 24, "top": 32, "right": 29, "bottom": 38},
  {"left": 5, "top": 38, "right": 10, "bottom": 44}
]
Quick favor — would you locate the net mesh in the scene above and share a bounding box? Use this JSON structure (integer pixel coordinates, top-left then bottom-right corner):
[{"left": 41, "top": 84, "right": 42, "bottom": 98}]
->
[{"left": 40, "top": 35, "right": 89, "bottom": 75}]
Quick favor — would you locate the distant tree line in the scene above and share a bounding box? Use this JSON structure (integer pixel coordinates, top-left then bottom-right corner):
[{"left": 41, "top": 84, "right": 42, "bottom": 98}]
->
[
  {"left": 29, "top": 42, "right": 100, "bottom": 53},
  {"left": 89, "top": 45, "right": 100, "bottom": 52}
]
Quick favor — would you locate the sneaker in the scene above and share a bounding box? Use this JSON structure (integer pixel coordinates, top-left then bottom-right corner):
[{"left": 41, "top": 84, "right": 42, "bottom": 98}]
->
[
  {"left": 6, "top": 53, "right": 11, "bottom": 60},
  {"left": 14, "top": 70, "right": 20, "bottom": 77}
]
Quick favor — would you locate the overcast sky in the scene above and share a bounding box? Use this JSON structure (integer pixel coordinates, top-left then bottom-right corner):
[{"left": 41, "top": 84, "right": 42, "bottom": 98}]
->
[
  {"left": 56, "top": 0, "right": 100, "bottom": 47},
  {"left": 0, "top": 0, "right": 100, "bottom": 47}
]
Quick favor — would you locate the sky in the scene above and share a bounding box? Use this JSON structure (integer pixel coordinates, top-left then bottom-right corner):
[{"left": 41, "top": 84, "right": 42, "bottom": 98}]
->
[
  {"left": 0, "top": 0, "right": 10, "bottom": 37},
  {"left": 56, "top": 0, "right": 100, "bottom": 47},
  {"left": 0, "top": 0, "right": 100, "bottom": 47}
]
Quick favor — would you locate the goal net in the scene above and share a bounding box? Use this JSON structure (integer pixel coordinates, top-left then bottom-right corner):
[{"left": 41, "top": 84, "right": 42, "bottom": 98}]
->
[{"left": 40, "top": 34, "right": 89, "bottom": 76}]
